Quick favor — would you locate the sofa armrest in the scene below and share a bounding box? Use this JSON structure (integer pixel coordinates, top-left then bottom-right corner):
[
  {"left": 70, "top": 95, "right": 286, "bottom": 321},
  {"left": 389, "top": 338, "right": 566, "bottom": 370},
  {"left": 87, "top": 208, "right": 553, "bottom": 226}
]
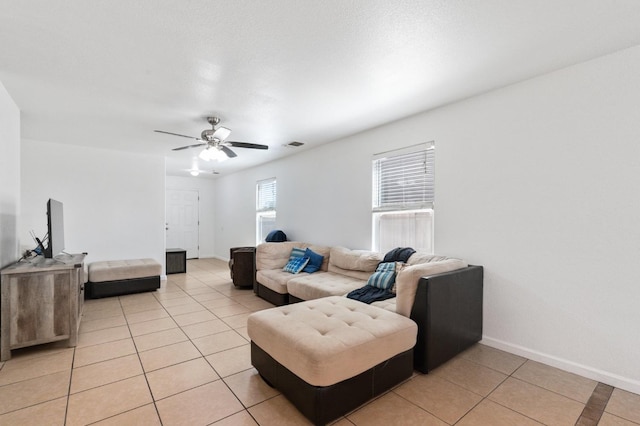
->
[
  {"left": 410, "top": 265, "right": 483, "bottom": 373},
  {"left": 395, "top": 259, "right": 468, "bottom": 317}
]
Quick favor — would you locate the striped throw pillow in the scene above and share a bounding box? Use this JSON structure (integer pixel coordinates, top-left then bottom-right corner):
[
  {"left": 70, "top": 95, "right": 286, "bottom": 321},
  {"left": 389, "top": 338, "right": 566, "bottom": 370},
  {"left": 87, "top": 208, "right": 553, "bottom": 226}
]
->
[
  {"left": 366, "top": 262, "right": 397, "bottom": 290},
  {"left": 289, "top": 247, "right": 306, "bottom": 260}
]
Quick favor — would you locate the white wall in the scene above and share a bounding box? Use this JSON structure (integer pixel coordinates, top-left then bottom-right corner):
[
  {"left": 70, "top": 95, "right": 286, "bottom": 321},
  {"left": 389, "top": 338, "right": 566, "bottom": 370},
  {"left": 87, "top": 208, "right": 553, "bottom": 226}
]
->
[
  {"left": 21, "top": 140, "right": 166, "bottom": 271},
  {"left": 214, "top": 167, "right": 273, "bottom": 254},
  {"left": 165, "top": 175, "right": 217, "bottom": 258},
  {"left": 213, "top": 45, "right": 640, "bottom": 393},
  {"left": 435, "top": 46, "right": 640, "bottom": 392},
  {"left": 213, "top": 143, "right": 375, "bottom": 255},
  {"left": 0, "top": 81, "right": 20, "bottom": 268}
]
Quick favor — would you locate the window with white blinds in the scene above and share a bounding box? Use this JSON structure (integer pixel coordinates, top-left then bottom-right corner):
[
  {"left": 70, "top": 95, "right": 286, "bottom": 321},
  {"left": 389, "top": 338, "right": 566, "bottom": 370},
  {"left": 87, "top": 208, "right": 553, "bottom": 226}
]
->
[
  {"left": 372, "top": 143, "right": 435, "bottom": 253},
  {"left": 373, "top": 142, "right": 434, "bottom": 212},
  {"left": 256, "top": 178, "right": 277, "bottom": 244},
  {"left": 256, "top": 178, "right": 277, "bottom": 212}
]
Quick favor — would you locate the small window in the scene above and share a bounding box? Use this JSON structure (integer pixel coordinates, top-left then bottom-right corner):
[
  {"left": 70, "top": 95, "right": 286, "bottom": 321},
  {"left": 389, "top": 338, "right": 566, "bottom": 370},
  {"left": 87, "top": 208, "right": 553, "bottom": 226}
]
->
[
  {"left": 256, "top": 177, "right": 277, "bottom": 244},
  {"left": 372, "top": 142, "right": 435, "bottom": 253}
]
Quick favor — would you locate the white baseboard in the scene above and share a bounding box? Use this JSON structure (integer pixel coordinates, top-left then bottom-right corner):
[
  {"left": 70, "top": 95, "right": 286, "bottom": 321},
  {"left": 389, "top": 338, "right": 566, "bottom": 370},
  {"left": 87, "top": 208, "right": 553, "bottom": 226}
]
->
[{"left": 481, "top": 335, "right": 640, "bottom": 395}]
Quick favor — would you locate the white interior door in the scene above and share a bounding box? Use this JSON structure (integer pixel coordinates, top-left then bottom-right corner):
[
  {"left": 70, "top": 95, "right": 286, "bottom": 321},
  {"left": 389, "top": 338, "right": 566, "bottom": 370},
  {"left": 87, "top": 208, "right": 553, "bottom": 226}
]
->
[{"left": 166, "top": 189, "right": 199, "bottom": 259}]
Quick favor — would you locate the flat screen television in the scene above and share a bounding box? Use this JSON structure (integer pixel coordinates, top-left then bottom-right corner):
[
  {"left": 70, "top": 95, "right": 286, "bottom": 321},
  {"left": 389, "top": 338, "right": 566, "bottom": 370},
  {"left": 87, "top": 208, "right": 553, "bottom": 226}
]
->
[{"left": 44, "top": 198, "right": 65, "bottom": 258}]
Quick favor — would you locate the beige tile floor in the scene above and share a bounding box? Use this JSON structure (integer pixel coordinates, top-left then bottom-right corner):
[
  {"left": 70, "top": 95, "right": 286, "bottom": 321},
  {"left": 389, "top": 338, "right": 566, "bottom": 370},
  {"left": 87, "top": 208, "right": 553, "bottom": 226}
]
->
[{"left": 0, "top": 257, "right": 639, "bottom": 425}]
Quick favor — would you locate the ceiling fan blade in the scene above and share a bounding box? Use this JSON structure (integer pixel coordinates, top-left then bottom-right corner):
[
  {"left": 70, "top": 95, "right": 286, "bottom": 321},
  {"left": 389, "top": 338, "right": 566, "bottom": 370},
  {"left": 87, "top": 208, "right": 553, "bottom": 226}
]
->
[
  {"left": 212, "top": 126, "right": 232, "bottom": 142},
  {"left": 220, "top": 145, "right": 238, "bottom": 158},
  {"left": 172, "top": 143, "right": 207, "bottom": 151},
  {"left": 227, "top": 141, "right": 269, "bottom": 150},
  {"left": 154, "top": 130, "right": 199, "bottom": 140}
]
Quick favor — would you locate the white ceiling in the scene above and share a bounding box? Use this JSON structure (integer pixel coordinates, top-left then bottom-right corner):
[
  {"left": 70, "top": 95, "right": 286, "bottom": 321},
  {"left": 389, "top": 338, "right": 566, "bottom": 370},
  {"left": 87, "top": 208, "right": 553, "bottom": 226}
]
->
[{"left": 2, "top": 1, "right": 640, "bottom": 178}]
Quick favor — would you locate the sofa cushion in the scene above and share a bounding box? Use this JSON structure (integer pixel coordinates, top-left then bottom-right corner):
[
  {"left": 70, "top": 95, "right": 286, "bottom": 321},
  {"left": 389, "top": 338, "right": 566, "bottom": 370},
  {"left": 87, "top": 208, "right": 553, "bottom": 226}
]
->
[
  {"left": 327, "top": 264, "right": 375, "bottom": 281},
  {"left": 371, "top": 298, "right": 397, "bottom": 313},
  {"left": 329, "top": 247, "right": 382, "bottom": 272},
  {"left": 256, "top": 242, "right": 309, "bottom": 270},
  {"left": 283, "top": 256, "right": 310, "bottom": 274},
  {"left": 302, "top": 248, "right": 324, "bottom": 273},
  {"left": 257, "top": 268, "right": 307, "bottom": 294},
  {"left": 308, "top": 245, "right": 331, "bottom": 271},
  {"left": 395, "top": 258, "right": 468, "bottom": 317},
  {"left": 287, "top": 272, "right": 366, "bottom": 300},
  {"left": 406, "top": 252, "right": 451, "bottom": 266}
]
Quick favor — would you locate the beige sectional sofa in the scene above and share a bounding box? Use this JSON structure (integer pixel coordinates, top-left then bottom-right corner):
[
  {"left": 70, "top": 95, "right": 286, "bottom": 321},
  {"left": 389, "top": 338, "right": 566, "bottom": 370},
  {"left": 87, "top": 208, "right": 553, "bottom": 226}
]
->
[
  {"left": 254, "top": 241, "right": 484, "bottom": 373},
  {"left": 256, "top": 241, "right": 466, "bottom": 312}
]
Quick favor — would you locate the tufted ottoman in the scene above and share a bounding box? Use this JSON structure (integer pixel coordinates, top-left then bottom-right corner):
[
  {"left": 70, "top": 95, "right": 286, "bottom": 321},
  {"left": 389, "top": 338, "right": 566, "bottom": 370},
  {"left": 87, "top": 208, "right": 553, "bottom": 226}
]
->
[
  {"left": 86, "top": 259, "right": 161, "bottom": 299},
  {"left": 247, "top": 296, "right": 417, "bottom": 425}
]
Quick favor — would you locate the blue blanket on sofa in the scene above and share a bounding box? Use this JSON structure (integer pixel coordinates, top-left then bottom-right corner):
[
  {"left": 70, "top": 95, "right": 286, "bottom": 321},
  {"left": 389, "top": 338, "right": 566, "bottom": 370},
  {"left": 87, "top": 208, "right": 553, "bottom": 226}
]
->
[
  {"left": 346, "top": 285, "right": 395, "bottom": 304},
  {"left": 346, "top": 247, "right": 416, "bottom": 304}
]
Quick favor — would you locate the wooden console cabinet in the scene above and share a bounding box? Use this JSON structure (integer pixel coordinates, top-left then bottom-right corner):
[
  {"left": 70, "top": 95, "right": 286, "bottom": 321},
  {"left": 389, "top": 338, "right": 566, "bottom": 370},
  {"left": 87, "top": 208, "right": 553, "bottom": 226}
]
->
[{"left": 0, "top": 253, "right": 86, "bottom": 361}]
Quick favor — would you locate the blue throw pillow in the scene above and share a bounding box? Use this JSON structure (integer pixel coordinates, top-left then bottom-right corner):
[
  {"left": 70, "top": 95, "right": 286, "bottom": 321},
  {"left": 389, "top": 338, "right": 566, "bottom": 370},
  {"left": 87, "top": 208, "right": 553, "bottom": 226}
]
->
[
  {"left": 283, "top": 256, "right": 310, "bottom": 274},
  {"left": 366, "top": 262, "right": 396, "bottom": 290},
  {"left": 302, "top": 248, "right": 324, "bottom": 273},
  {"left": 289, "top": 247, "right": 306, "bottom": 260}
]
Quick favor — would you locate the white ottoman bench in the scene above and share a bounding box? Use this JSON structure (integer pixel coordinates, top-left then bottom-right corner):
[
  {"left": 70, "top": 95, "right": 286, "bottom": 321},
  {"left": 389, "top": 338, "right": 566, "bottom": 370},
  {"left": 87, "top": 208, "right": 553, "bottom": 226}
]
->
[
  {"left": 86, "top": 259, "right": 161, "bottom": 299},
  {"left": 247, "top": 296, "right": 417, "bottom": 425}
]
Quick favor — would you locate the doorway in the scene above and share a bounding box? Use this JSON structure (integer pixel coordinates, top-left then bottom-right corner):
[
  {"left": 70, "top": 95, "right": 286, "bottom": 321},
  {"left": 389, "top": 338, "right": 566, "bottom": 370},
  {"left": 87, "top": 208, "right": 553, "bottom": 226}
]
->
[{"left": 166, "top": 189, "right": 199, "bottom": 259}]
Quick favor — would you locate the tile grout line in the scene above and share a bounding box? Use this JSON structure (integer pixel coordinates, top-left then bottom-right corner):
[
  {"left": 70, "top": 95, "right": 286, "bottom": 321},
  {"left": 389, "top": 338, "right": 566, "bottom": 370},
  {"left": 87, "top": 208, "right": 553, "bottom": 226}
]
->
[{"left": 62, "top": 346, "right": 76, "bottom": 426}]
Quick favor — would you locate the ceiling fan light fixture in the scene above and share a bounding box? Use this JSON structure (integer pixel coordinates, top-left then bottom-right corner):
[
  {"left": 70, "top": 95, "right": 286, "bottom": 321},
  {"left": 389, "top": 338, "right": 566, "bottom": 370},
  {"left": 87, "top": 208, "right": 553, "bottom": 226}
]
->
[
  {"left": 199, "top": 148, "right": 211, "bottom": 161},
  {"left": 212, "top": 148, "right": 228, "bottom": 162},
  {"left": 199, "top": 146, "right": 228, "bottom": 162}
]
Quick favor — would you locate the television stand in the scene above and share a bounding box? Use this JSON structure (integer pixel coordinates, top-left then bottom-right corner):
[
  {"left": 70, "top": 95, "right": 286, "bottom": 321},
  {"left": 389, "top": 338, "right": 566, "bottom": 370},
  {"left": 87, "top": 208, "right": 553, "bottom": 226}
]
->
[{"left": 0, "top": 253, "right": 86, "bottom": 361}]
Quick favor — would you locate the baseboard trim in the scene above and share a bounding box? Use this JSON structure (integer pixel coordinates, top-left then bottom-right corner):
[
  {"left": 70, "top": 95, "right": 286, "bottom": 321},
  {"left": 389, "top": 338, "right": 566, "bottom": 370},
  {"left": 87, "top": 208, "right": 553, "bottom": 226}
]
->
[{"left": 481, "top": 336, "right": 640, "bottom": 395}]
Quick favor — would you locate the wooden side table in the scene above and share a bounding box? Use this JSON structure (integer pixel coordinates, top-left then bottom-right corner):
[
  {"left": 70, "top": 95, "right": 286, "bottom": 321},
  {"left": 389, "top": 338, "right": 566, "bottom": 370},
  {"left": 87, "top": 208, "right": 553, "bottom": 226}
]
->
[{"left": 166, "top": 248, "right": 187, "bottom": 274}]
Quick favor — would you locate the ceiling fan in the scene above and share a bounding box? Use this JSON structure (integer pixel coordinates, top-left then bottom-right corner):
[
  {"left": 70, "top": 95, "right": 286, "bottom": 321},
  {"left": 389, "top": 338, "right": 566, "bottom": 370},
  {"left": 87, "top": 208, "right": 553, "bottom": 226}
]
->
[{"left": 154, "top": 117, "right": 268, "bottom": 161}]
